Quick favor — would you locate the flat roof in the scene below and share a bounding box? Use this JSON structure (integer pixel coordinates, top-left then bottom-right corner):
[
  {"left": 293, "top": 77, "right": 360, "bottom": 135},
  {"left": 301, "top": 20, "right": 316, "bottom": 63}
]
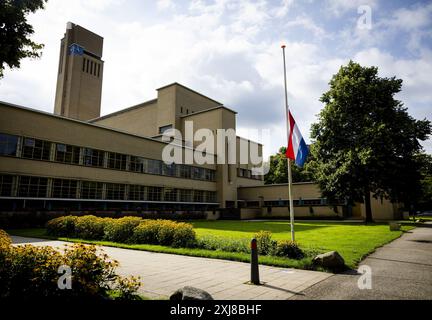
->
[
  {"left": 180, "top": 105, "right": 237, "bottom": 118},
  {"left": 157, "top": 82, "right": 222, "bottom": 105},
  {"left": 89, "top": 98, "right": 157, "bottom": 122}
]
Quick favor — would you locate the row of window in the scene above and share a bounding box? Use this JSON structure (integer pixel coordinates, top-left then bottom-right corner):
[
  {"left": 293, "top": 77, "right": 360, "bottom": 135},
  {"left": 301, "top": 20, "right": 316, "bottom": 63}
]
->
[
  {"left": 263, "top": 199, "right": 331, "bottom": 207},
  {"left": 82, "top": 57, "right": 101, "bottom": 77},
  {"left": 0, "top": 174, "right": 217, "bottom": 203},
  {"left": 0, "top": 133, "right": 217, "bottom": 182},
  {"left": 237, "top": 168, "right": 262, "bottom": 180}
]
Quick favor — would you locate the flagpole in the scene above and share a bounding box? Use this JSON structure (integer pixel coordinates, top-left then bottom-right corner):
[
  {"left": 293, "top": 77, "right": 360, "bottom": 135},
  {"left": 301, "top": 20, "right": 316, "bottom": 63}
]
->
[{"left": 281, "top": 44, "right": 295, "bottom": 242}]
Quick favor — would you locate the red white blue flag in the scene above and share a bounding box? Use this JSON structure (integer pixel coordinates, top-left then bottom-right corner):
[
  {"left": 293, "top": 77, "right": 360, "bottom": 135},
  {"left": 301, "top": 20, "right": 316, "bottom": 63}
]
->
[{"left": 286, "top": 111, "right": 309, "bottom": 167}]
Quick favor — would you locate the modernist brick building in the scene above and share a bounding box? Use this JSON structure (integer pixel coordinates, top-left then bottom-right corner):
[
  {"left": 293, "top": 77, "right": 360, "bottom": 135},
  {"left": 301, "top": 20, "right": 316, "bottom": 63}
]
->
[{"left": 0, "top": 23, "right": 402, "bottom": 220}]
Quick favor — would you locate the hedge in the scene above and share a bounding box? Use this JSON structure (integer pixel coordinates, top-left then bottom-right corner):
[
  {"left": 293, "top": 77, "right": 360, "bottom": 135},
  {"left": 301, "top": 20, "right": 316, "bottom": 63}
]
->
[
  {"left": 132, "top": 220, "right": 196, "bottom": 248},
  {"left": 0, "top": 229, "right": 140, "bottom": 299},
  {"left": 46, "top": 215, "right": 197, "bottom": 248}
]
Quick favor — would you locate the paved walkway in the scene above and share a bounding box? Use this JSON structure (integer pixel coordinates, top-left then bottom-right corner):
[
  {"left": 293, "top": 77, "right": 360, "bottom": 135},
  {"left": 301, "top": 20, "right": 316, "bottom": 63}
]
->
[
  {"left": 291, "top": 222, "right": 432, "bottom": 300},
  {"left": 11, "top": 236, "right": 331, "bottom": 300}
]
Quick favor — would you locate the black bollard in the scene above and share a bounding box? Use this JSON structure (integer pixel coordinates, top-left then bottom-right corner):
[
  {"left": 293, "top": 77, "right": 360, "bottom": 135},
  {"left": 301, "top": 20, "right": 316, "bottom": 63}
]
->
[{"left": 250, "top": 238, "right": 260, "bottom": 285}]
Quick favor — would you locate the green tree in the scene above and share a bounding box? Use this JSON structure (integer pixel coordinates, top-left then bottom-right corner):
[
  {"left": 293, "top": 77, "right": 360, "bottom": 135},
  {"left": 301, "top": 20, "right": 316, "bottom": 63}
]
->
[
  {"left": 265, "top": 147, "right": 313, "bottom": 184},
  {"left": 310, "top": 61, "right": 431, "bottom": 222},
  {"left": 0, "top": 0, "right": 47, "bottom": 78},
  {"left": 417, "top": 153, "right": 432, "bottom": 211}
]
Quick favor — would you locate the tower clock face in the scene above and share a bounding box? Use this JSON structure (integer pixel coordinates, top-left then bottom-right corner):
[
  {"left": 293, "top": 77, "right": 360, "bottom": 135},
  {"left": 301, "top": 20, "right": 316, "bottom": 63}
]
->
[{"left": 69, "top": 44, "right": 84, "bottom": 56}]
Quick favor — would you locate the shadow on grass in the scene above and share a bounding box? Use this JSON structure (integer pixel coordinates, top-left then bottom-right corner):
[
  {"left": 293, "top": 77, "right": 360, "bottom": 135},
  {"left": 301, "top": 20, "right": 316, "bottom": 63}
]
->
[{"left": 191, "top": 221, "right": 329, "bottom": 234}]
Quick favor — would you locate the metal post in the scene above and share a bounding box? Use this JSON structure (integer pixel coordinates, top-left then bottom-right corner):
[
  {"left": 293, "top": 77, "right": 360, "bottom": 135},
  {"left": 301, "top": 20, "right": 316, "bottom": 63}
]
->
[
  {"left": 250, "top": 238, "right": 260, "bottom": 285},
  {"left": 282, "top": 44, "right": 296, "bottom": 242}
]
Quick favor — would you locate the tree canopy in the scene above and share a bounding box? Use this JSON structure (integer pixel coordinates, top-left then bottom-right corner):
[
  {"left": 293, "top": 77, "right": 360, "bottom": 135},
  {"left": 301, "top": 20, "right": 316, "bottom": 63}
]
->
[
  {"left": 0, "top": 0, "right": 47, "bottom": 78},
  {"left": 264, "top": 146, "right": 314, "bottom": 184},
  {"left": 309, "top": 61, "right": 431, "bottom": 221}
]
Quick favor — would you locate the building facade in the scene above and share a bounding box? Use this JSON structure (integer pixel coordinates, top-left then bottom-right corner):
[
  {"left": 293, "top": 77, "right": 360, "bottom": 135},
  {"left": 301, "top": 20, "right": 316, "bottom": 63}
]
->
[{"left": 0, "top": 23, "right": 402, "bottom": 220}]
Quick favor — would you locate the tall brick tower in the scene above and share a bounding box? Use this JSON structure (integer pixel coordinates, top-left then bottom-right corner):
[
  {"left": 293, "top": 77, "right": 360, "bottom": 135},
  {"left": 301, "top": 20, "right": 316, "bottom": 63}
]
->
[{"left": 54, "top": 22, "right": 104, "bottom": 121}]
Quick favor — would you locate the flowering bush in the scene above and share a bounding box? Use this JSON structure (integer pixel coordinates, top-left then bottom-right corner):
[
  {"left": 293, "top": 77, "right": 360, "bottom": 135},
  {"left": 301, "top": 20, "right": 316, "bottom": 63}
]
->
[
  {"left": 46, "top": 215, "right": 79, "bottom": 237},
  {"left": 103, "top": 216, "right": 142, "bottom": 243},
  {"left": 273, "top": 240, "right": 304, "bottom": 259},
  {"left": 132, "top": 219, "right": 197, "bottom": 247},
  {"left": 45, "top": 216, "right": 196, "bottom": 247},
  {"left": 254, "top": 230, "right": 277, "bottom": 255},
  {"left": 0, "top": 229, "right": 141, "bottom": 299}
]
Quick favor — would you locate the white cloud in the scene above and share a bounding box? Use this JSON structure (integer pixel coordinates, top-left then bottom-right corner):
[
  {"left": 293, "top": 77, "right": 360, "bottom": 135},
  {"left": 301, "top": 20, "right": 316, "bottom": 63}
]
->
[
  {"left": 157, "top": 0, "right": 176, "bottom": 11},
  {"left": 325, "top": 0, "right": 378, "bottom": 17},
  {"left": 0, "top": 0, "right": 430, "bottom": 156}
]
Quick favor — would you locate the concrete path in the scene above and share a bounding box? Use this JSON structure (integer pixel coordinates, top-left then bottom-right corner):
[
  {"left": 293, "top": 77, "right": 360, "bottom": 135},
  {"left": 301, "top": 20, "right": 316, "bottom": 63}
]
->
[
  {"left": 11, "top": 236, "right": 331, "bottom": 300},
  {"left": 291, "top": 222, "right": 432, "bottom": 300}
]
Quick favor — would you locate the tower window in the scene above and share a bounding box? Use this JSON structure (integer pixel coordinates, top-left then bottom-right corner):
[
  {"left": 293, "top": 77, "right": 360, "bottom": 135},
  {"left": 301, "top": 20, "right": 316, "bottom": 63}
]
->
[
  {"left": 97, "top": 63, "right": 100, "bottom": 77},
  {"left": 86, "top": 59, "right": 89, "bottom": 73},
  {"left": 82, "top": 58, "right": 86, "bottom": 72},
  {"left": 90, "top": 61, "right": 93, "bottom": 75}
]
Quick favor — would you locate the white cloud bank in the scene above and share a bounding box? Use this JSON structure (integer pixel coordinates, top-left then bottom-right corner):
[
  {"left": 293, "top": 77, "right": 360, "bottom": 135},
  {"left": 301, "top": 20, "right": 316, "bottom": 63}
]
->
[{"left": 0, "top": 0, "right": 430, "bottom": 157}]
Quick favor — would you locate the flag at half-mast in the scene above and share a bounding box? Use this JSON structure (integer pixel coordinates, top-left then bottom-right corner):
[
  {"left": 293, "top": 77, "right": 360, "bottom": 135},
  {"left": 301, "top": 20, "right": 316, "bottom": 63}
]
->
[{"left": 286, "top": 111, "right": 309, "bottom": 167}]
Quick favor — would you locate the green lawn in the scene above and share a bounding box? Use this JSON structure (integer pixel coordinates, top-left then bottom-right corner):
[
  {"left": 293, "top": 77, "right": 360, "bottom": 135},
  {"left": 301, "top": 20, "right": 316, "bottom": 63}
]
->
[
  {"left": 191, "top": 220, "right": 414, "bottom": 267},
  {"left": 7, "top": 220, "right": 415, "bottom": 270}
]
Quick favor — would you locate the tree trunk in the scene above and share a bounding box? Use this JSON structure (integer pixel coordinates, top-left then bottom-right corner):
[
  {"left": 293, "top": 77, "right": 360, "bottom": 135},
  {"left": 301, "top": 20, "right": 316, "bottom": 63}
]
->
[{"left": 364, "top": 189, "right": 373, "bottom": 223}]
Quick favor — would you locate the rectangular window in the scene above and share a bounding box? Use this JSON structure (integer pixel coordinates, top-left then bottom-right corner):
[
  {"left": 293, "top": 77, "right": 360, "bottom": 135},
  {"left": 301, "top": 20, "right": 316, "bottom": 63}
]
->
[
  {"left": 130, "top": 156, "right": 145, "bottom": 173},
  {"left": 80, "top": 181, "right": 103, "bottom": 199},
  {"left": 164, "top": 188, "right": 177, "bottom": 202},
  {"left": 55, "top": 143, "right": 80, "bottom": 164},
  {"left": 107, "top": 152, "right": 127, "bottom": 170},
  {"left": 129, "top": 185, "right": 146, "bottom": 201},
  {"left": 147, "top": 159, "right": 161, "bottom": 175},
  {"left": 162, "top": 163, "right": 176, "bottom": 176},
  {"left": 0, "top": 133, "right": 19, "bottom": 156},
  {"left": 192, "top": 167, "right": 205, "bottom": 180},
  {"left": 193, "top": 190, "right": 204, "bottom": 203},
  {"left": 82, "top": 58, "right": 86, "bottom": 72},
  {"left": 302, "top": 199, "right": 322, "bottom": 205},
  {"left": 179, "top": 189, "right": 192, "bottom": 202},
  {"left": 18, "top": 176, "right": 48, "bottom": 198},
  {"left": 83, "top": 148, "right": 105, "bottom": 167},
  {"left": 52, "top": 178, "right": 78, "bottom": 199},
  {"left": 86, "top": 59, "right": 89, "bottom": 73},
  {"left": 0, "top": 175, "right": 13, "bottom": 196},
  {"left": 159, "top": 125, "right": 173, "bottom": 134},
  {"left": 237, "top": 168, "right": 244, "bottom": 177},
  {"left": 97, "top": 63, "right": 100, "bottom": 77},
  {"left": 147, "top": 186, "right": 162, "bottom": 201},
  {"left": 206, "top": 191, "right": 217, "bottom": 203},
  {"left": 180, "top": 165, "right": 191, "bottom": 179},
  {"left": 205, "top": 169, "right": 215, "bottom": 181},
  {"left": 22, "top": 138, "right": 51, "bottom": 160},
  {"left": 105, "top": 183, "right": 125, "bottom": 200}
]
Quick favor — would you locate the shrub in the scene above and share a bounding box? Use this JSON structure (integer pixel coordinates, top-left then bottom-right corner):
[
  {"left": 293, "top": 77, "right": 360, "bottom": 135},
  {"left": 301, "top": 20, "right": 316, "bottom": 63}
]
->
[
  {"left": 254, "top": 230, "right": 277, "bottom": 255},
  {"left": 46, "top": 215, "right": 79, "bottom": 237},
  {"left": 172, "top": 222, "right": 196, "bottom": 248},
  {"left": 0, "top": 229, "right": 11, "bottom": 247},
  {"left": 132, "top": 219, "right": 197, "bottom": 247},
  {"left": 74, "top": 215, "right": 108, "bottom": 240},
  {"left": 103, "top": 216, "right": 142, "bottom": 243},
  {"left": 0, "top": 229, "right": 141, "bottom": 299},
  {"left": 273, "top": 240, "right": 304, "bottom": 259},
  {"left": 45, "top": 216, "right": 196, "bottom": 248}
]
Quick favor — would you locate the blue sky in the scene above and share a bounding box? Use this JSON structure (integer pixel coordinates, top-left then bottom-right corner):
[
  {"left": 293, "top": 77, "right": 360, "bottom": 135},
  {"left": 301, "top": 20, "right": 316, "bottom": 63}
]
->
[{"left": 0, "top": 0, "right": 431, "bottom": 158}]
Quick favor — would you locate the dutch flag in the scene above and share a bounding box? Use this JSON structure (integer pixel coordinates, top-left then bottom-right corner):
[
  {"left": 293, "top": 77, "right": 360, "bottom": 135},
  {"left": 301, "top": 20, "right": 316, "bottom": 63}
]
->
[{"left": 286, "top": 111, "right": 309, "bottom": 167}]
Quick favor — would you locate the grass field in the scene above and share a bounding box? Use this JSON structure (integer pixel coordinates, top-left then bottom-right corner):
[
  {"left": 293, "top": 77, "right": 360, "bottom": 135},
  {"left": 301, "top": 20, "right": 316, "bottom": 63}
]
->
[
  {"left": 7, "top": 220, "right": 415, "bottom": 270},
  {"left": 191, "top": 220, "right": 414, "bottom": 267}
]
